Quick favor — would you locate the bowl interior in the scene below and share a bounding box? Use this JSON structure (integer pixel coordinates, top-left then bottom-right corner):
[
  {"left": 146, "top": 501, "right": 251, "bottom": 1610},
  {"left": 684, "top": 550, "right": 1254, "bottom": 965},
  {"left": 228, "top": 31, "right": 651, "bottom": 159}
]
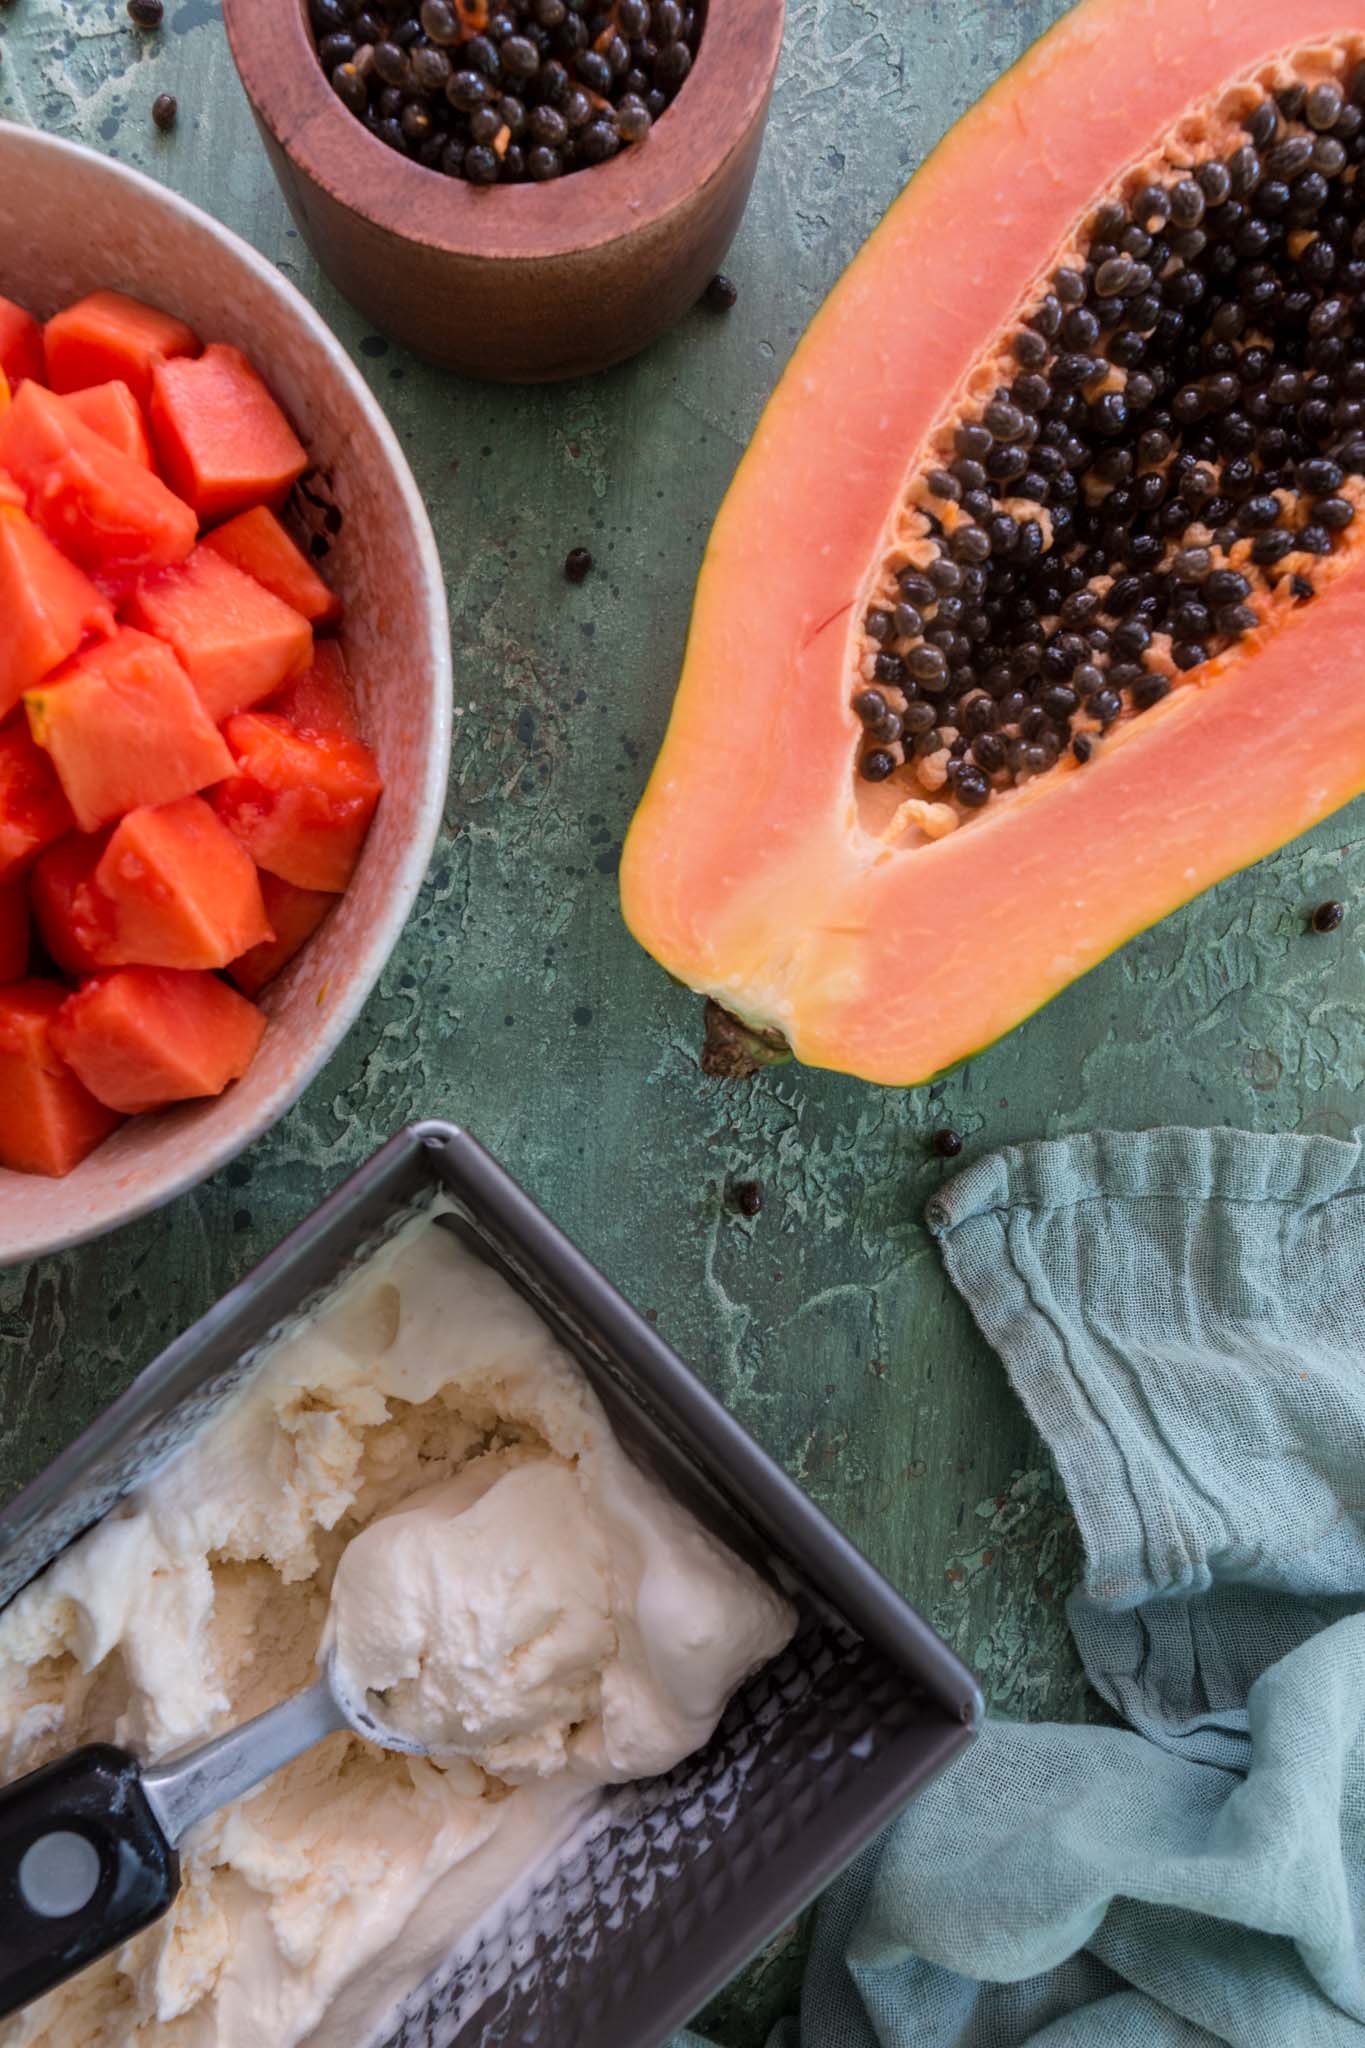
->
[{"left": 0, "top": 125, "right": 451, "bottom": 1264}]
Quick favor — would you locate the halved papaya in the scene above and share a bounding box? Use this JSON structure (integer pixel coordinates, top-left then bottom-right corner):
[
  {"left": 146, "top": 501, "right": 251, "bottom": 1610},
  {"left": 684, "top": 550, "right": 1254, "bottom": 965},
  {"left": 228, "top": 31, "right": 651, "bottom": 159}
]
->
[
  {"left": 622, "top": 4, "right": 1365, "bottom": 1085},
  {"left": 43, "top": 290, "right": 199, "bottom": 408},
  {"left": 202, "top": 505, "right": 342, "bottom": 625},
  {"left": 212, "top": 711, "right": 383, "bottom": 892},
  {"left": 228, "top": 871, "right": 336, "bottom": 997},
  {"left": 51, "top": 966, "right": 266, "bottom": 1114},
  {"left": 0, "top": 507, "right": 115, "bottom": 721},
  {"left": 64, "top": 380, "right": 154, "bottom": 469},
  {"left": 0, "top": 381, "right": 196, "bottom": 580},
  {"left": 0, "top": 716, "right": 76, "bottom": 883},
  {"left": 126, "top": 545, "right": 314, "bottom": 723},
  {"left": 26, "top": 627, "right": 234, "bottom": 833},
  {"left": 149, "top": 344, "right": 308, "bottom": 522},
  {"left": 0, "top": 294, "right": 45, "bottom": 389},
  {"left": 0, "top": 981, "right": 124, "bottom": 1177}
]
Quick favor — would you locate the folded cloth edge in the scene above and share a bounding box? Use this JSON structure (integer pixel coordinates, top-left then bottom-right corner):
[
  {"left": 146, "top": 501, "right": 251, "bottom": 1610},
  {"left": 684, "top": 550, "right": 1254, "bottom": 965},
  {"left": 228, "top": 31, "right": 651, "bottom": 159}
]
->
[{"left": 925, "top": 1126, "right": 1365, "bottom": 1242}]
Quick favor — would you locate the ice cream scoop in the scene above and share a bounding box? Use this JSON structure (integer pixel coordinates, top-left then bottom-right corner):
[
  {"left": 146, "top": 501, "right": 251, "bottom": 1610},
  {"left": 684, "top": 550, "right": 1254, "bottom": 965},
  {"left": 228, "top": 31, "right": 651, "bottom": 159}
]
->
[
  {"left": 325, "top": 1459, "right": 617, "bottom": 1773},
  {"left": 0, "top": 1627, "right": 450, "bottom": 2017}
]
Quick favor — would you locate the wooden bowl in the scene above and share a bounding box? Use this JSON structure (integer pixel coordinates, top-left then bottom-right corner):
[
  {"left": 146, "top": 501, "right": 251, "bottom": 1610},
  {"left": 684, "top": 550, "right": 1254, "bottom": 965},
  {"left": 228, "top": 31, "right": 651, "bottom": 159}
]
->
[
  {"left": 0, "top": 123, "right": 452, "bottom": 1265},
  {"left": 222, "top": 0, "right": 785, "bottom": 383}
]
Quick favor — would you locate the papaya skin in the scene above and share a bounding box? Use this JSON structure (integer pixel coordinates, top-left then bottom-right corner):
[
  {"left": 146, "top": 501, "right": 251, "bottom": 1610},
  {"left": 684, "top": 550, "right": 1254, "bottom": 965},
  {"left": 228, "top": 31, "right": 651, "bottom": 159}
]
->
[{"left": 620, "top": 0, "right": 1365, "bottom": 1087}]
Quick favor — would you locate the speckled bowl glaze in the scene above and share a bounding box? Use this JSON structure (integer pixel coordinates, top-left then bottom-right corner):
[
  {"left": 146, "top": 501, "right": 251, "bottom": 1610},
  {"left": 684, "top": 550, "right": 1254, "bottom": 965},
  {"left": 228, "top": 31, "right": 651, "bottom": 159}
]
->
[{"left": 0, "top": 124, "right": 452, "bottom": 1267}]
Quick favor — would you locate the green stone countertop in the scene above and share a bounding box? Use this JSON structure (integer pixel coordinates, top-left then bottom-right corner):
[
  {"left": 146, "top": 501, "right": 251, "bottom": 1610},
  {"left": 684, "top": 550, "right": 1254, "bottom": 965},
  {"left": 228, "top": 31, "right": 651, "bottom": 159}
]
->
[{"left": 1, "top": 1, "right": 1363, "bottom": 2038}]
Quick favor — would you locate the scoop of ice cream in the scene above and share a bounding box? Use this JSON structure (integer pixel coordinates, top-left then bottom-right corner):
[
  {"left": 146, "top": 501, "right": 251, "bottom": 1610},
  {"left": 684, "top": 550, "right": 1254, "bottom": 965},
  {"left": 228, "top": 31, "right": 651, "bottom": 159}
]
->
[{"left": 325, "top": 1456, "right": 617, "bottom": 1774}]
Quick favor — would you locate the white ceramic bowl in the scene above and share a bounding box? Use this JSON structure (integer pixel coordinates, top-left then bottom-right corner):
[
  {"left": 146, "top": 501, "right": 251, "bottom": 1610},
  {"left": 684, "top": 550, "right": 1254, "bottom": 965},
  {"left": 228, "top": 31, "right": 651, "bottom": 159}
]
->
[{"left": 0, "top": 124, "right": 451, "bottom": 1265}]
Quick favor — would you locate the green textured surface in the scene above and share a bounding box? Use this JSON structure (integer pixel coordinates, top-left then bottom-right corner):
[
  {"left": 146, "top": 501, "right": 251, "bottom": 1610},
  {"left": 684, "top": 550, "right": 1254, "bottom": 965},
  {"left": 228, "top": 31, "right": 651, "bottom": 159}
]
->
[{"left": 2, "top": 1, "right": 1364, "bottom": 2040}]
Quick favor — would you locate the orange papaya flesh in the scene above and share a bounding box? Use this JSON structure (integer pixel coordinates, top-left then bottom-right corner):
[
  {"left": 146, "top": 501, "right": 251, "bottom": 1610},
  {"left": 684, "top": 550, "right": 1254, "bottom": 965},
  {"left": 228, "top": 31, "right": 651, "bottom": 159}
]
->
[
  {"left": 150, "top": 345, "right": 308, "bottom": 522},
  {"left": 0, "top": 981, "right": 125, "bottom": 1176},
  {"left": 228, "top": 870, "right": 335, "bottom": 997},
  {"left": 213, "top": 711, "right": 383, "bottom": 892},
  {"left": 0, "top": 878, "right": 29, "bottom": 982},
  {"left": 0, "top": 717, "right": 76, "bottom": 884},
  {"left": 0, "top": 294, "right": 45, "bottom": 388},
  {"left": 0, "top": 380, "right": 196, "bottom": 579},
  {"left": 202, "top": 505, "right": 342, "bottom": 625},
  {"left": 0, "top": 470, "right": 23, "bottom": 510},
  {"left": 43, "top": 290, "right": 200, "bottom": 408},
  {"left": 127, "top": 545, "right": 314, "bottom": 724},
  {"left": 0, "top": 507, "right": 115, "bottom": 721},
  {"left": 26, "top": 627, "right": 234, "bottom": 833},
  {"left": 51, "top": 966, "right": 266, "bottom": 1115},
  {"left": 29, "top": 830, "right": 116, "bottom": 976},
  {"left": 622, "top": 5, "right": 1365, "bottom": 1087},
  {"left": 95, "top": 796, "right": 274, "bottom": 971},
  {"left": 0, "top": 370, "right": 9, "bottom": 418},
  {"left": 263, "top": 642, "right": 359, "bottom": 738},
  {"left": 64, "top": 380, "right": 154, "bottom": 469}
]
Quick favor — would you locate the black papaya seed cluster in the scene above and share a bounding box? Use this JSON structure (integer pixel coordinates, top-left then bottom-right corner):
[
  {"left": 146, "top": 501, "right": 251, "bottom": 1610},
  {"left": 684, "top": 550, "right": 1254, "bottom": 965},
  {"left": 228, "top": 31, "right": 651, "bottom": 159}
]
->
[
  {"left": 312, "top": 0, "right": 697, "bottom": 185},
  {"left": 856, "top": 70, "right": 1365, "bottom": 816}
]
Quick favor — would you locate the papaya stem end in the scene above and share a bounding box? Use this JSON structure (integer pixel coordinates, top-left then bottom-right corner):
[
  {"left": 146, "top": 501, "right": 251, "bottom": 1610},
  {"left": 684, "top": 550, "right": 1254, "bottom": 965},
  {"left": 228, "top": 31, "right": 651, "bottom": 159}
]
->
[{"left": 700, "top": 1000, "right": 792, "bottom": 1080}]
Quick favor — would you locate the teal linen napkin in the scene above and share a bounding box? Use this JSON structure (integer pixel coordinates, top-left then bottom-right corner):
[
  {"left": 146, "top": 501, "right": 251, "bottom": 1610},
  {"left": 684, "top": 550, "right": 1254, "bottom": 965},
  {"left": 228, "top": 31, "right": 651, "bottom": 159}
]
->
[{"left": 679, "top": 1127, "right": 1365, "bottom": 2048}]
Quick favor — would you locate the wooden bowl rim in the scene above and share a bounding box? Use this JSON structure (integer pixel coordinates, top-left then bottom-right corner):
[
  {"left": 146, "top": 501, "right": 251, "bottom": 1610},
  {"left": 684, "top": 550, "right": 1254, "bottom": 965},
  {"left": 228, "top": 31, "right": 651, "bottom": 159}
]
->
[{"left": 222, "top": 0, "right": 785, "bottom": 263}]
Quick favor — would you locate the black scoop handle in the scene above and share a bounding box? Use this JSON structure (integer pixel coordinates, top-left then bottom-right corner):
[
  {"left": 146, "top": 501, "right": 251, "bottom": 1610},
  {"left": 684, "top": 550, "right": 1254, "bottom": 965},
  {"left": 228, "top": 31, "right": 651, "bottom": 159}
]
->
[{"left": 0, "top": 1745, "right": 178, "bottom": 2017}]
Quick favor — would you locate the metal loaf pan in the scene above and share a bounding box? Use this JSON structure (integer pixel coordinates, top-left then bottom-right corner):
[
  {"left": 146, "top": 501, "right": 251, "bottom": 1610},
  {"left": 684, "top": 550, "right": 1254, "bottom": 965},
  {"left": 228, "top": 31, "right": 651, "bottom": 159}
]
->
[{"left": 0, "top": 1123, "right": 982, "bottom": 2048}]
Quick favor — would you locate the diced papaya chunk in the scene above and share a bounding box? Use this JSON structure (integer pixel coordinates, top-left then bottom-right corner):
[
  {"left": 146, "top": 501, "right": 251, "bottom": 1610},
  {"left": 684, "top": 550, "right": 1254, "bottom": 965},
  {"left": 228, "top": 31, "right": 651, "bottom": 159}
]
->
[
  {"left": 0, "top": 381, "right": 197, "bottom": 579},
  {"left": 150, "top": 345, "right": 307, "bottom": 522},
  {"left": 44, "top": 290, "right": 199, "bottom": 407},
  {"left": 0, "top": 880, "right": 29, "bottom": 982},
  {"left": 31, "top": 799, "right": 271, "bottom": 974},
  {"left": 0, "top": 469, "right": 23, "bottom": 509},
  {"left": 0, "top": 981, "right": 124, "bottom": 1177},
  {"left": 99, "top": 797, "right": 273, "bottom": 970},
  {"left": 0, "top": 370, "right": 9, "bottom": 419},
  {"left": 50, "top": 966, "right": 266, "bottom": 1114},
  {"left": 227, "top": 871, "right": 335, "bottom": 997},
  {"left": 0, "top": 507, "right": 115, "bottom": 720},
  {"left": 0, "top": 716, "right": 76, "bottom": 882},
  {"left": 202, "top": 505, "right": 341, "bottom": 625},
  {"left": 65, "top": 380, "right": 153, "bottom": 469},
  {"left": 26, "top": 627, "right": 234, "bottom": 833},
  {"left": 0, "top": 294, "right": 46, "bottom": 388},
  {"left": 29, "top": 831, "right": 116, "bottom": 975},
  {"left": 264, "top": 642, "right": 359, "bottom": 739},
  {"left": 213, "top": 712, "right": 383, "bottom": 892},
  {"left": 127, "top": 546, "right": 313, "bottom": 724}
]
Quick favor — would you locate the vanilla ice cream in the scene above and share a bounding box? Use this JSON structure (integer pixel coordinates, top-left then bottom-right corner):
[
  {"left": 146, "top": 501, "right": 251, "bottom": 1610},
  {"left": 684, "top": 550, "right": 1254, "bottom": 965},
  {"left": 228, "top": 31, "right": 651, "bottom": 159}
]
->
[
  {"left": 327, "top": 1458, "right": 617, "bottom": 1771},
  {"left": 0, "top": 1207, "right": 796, "bottom": 2048}
]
